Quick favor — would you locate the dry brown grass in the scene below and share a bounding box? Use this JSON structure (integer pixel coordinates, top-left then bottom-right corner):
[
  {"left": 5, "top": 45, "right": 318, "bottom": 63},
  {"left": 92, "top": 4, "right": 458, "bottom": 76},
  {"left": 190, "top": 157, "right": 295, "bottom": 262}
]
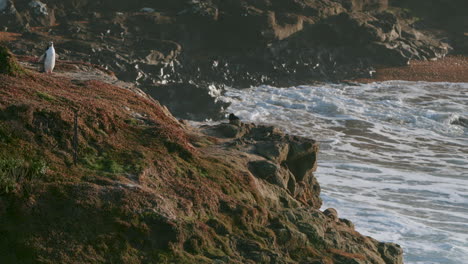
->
[{"left": 0, "top": 32, "right": 22, "bottom": 42}]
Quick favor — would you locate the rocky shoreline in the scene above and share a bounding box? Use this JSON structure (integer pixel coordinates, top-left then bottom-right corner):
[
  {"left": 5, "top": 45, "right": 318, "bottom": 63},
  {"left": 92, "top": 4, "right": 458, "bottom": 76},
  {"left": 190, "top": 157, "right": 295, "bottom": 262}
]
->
[{"left": 2, "top": 0, "right": 467, "bottom": 120}]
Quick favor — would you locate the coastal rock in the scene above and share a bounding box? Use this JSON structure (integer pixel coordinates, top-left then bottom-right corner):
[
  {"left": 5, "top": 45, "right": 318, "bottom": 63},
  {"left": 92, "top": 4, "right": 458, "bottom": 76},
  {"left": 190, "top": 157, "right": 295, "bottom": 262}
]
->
[
  {"left": 451, "top": 116, "right": 468, "bottom": 128},
  {"left": 323, "top": 208, "right": 339, "bottom": 221},
  {"left": 377, "top": 242, "right": 404, "bottom": 264},
  {"left": 145, "top": 82, "right": 229, "bottom": 121},
  {"left": 255, "top": 141, "right": 290, "bottom": 163},
  {"left": 248, "top": 160, "right": 291, "bottom": 189},
  {"left": 205, "top": 121, "right": 321, "bottom": 208}
]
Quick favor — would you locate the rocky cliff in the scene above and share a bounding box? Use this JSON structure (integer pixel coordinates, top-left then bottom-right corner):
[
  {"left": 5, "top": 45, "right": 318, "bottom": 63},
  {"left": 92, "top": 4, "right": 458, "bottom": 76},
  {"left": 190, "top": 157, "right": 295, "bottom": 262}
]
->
[
  {"left": 0, "top": 48, "right": 403, "bottom": 263},
  {"left": 1, "top": 0, "right": 462, "bottom": 120}
]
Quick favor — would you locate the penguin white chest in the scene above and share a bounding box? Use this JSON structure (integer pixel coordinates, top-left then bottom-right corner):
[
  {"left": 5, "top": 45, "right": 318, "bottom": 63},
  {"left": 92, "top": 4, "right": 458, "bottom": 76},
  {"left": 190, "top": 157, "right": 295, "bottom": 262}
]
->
[{"left": 44, "top": 46, "right": 56, "bottom": 73}]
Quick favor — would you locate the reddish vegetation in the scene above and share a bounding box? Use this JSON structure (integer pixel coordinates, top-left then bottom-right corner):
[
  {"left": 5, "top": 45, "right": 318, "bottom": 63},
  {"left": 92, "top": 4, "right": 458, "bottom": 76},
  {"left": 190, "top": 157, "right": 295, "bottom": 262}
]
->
[
  {"left": 355, "top": 56, "right": 468, "bottom": 83},
  {"left": 0, "top": 55, "right": 403, "bottom": 263},
  {"left": 0, "top": 32, "right": 22, "bottom": 42}
]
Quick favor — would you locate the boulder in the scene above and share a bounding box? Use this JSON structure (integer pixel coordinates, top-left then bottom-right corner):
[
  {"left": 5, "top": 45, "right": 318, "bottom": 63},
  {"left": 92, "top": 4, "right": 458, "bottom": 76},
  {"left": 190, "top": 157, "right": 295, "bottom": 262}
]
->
[
  {"left": 255, "top": 141, "right": 289, "bottom": 163},
  {"left": 248, "top": 160, "right": 291, "bottom": 189},
  {"left": 23, "top": 0, "right": 56, "bottom": 27},
  {"left": 286, "top": 136, "right": 319, "bottom": 182},
  {"left": 377, "top": 242, "right": 404, "bottom": 264},
  {"left": 451, "top": 116, "right": 468, "bottom": 128},
  {"left": 323, "top": 208, "right": 338, "bottom": 221}
]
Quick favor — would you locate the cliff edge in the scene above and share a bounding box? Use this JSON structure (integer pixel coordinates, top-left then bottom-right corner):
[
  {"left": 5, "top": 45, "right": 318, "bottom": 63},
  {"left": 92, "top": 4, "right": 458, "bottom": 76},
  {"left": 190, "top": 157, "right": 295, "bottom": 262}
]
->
[{"left": 0, "top": 49, "right": 403, "bottom": 263}]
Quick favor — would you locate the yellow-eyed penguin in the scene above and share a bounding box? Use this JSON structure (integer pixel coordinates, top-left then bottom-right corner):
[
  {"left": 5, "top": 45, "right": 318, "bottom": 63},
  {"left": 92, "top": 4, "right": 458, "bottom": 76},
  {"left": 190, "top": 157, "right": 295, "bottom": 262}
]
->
[{"left": 39, "top": 41, "right": 56, "bottom": 73}]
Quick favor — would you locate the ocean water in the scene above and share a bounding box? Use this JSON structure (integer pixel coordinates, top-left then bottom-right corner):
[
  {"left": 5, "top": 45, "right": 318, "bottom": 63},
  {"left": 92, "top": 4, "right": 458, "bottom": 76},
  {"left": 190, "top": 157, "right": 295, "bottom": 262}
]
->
[{"left": 220, "top": 81, "right": 468, "bottom": 264}]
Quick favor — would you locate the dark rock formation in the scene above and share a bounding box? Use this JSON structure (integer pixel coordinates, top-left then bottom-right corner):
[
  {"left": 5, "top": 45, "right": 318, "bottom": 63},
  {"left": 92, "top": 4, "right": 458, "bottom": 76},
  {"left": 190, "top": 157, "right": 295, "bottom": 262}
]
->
[
  {"left": 451, "top": 116, "right": 468, "bottom": 128},
  {"left": 145, "top": 82, "right": 229, "bottom": 121},
  {"left": 391, "top": 0, "right": 468, "bottom": 55},
  {"left": 1, "top": 0, "right": 460, "bottom": 120},
  {"left": 205, "top": 121, "right": 321, "bottom": 208}
]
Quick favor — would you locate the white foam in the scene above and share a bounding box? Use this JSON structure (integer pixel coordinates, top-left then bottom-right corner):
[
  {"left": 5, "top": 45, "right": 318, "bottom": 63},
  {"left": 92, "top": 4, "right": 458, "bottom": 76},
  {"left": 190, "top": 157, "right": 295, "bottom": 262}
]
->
[{"left": 221, "top": 81, "right": 468, "bottom": 264}]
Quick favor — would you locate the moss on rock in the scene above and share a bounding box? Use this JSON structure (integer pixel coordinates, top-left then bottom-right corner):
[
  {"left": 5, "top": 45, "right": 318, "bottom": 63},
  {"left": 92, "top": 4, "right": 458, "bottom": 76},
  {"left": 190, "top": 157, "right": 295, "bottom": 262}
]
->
[{"left": 0, "top": 45, "right": 25, "bottom": 76}]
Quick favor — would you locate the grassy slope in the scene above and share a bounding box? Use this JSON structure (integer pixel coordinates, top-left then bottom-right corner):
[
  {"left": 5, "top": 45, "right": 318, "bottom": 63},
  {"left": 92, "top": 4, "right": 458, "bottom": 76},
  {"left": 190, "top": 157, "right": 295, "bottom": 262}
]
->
[
  {"left": 0, "top": 54, "right": 402, "bottom": 263},
  {"left": 0, "top": 69, "right": 243, "bottom": 262}
]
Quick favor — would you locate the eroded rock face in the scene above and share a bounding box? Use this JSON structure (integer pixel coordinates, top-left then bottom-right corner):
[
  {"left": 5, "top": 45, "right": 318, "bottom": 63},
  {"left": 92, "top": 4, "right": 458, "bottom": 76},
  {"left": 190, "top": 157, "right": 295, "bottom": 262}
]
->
[{"left": 204, "top": 121, "right": 322, "bottom": 208}]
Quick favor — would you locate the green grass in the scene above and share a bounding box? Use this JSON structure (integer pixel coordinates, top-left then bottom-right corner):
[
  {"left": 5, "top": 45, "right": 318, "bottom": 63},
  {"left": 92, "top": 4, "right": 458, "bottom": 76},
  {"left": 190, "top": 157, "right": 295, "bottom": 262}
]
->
[
  {"left": 82, "top": 154, "right": 125, "bottom": 174},
  {"left": 0, "top": 125, "right": 14, "bottom": 144},
  {"left": 81, "top": 149, "right": 146, "bottom": 175},
  {"left": 0, "top": 155, "right": 47, "bottom": 194},
  {"left": 0, "top": 123, "right": 47, "bottom": 194},
  {"left": 36, "top": 91, "right": 56, "bottom": 102}
]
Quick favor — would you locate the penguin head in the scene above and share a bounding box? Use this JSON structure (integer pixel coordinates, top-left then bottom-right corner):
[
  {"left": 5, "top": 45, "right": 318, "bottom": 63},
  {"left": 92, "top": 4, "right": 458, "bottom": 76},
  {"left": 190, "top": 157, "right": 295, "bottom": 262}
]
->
[{"left": 48, "top": 41, "right": 54, "bottom": 48}]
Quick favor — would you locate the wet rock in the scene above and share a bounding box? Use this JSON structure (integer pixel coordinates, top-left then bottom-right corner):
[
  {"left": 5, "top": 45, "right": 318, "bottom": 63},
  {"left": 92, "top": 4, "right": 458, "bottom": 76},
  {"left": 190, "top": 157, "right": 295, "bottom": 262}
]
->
[
  {"left": 145, "top": 83, "right": 230, "bottom": 121},
  {"left": 378, "top": 242, "right": 404, "bottom": 264},
  {"left": 451, "top": 116, "right": 468, "bottom": 128},
  {"left": 247, "top": 126, "right": 285, "bottom": 141},
  {"left": 228, "top": 113, "right": 241, "bottom": 126}
]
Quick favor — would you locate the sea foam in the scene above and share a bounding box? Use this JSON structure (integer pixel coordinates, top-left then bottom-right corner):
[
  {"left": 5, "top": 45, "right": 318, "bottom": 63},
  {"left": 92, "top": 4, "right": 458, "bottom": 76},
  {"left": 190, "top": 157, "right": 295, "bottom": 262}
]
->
[{"left": 221, "top": 81, "right": 468, "bottom": 264}]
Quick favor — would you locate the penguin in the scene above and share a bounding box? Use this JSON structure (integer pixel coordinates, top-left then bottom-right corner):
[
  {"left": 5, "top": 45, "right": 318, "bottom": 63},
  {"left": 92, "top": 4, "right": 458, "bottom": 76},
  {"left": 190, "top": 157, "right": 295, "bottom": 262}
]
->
[{"left": 38, "top": 41, "right": 56, "bottom": 74}]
